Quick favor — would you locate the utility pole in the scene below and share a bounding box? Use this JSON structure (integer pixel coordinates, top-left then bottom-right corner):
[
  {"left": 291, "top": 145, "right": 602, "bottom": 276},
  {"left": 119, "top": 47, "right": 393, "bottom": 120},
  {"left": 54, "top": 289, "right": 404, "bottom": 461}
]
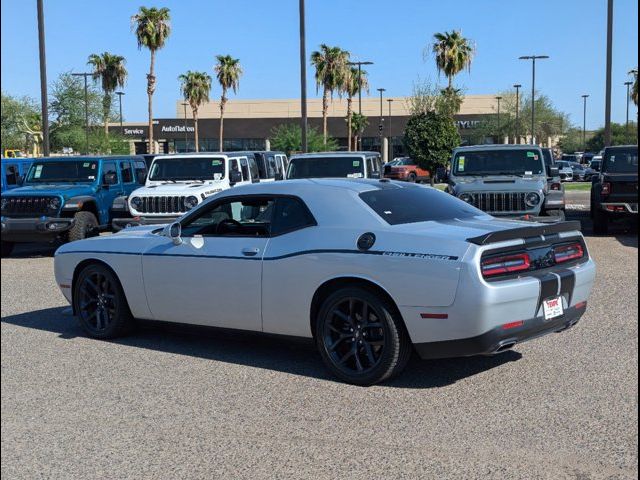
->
[
  {"left": 299, "top": 0, "right": 308, "bottom": 152},
  {"left": 116, "top": 91, "right": 125, "bottom": 135},
  {"left": 182, "top": 102, "right": 189, "bottom": 152},
  {"left": 72, "top": 72, "right": 92, "bottom": 154},
  {"left": 624, "top": 81, "right": 632, "bottom": 141},
  {"left": 514, "top": 84, "right": 521, "bottom": 144},
  {"left": 604, "top": 0, "right": 614, "bottom": 146},
  {"left": 348, "top": 60, "right": 374, "bottom": 116},
  {"left": 519, "top": 55, "right": 549, "bottom": 144},
  {"left": 377, "top": 88, "right": 385, "bottom": 154},
  {"left": 387, "top": 98, "right": 394, "bottom": 161},
  {"left": 37, "top": 0, "right": 50, "bottom": 156},
  {"left": 582, "top": 94, "right": 589, "bottom": 151}
]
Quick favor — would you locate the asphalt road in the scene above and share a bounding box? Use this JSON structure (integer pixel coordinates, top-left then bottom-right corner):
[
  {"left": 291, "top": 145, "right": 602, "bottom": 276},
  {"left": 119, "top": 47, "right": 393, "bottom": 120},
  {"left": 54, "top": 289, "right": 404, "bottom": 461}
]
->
[{"left": 1, "top": 213, "right": 637, "bottom": 479}]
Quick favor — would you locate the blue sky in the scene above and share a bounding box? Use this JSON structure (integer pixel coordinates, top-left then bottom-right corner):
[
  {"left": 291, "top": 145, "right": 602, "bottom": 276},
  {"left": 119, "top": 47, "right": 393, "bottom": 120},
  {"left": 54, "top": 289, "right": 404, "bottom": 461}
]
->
[{"left": 1, "top": 0, "right": 637, "bottom": 129}]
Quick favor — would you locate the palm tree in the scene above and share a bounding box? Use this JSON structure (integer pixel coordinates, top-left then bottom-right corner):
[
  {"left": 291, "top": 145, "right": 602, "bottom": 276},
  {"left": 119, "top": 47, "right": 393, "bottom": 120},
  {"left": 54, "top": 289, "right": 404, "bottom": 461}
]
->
[
  {"left": 178, "top": 71, "right": 212, "bottom": 153},
  {"left": 311, "top": 44, "right": 350, "bottom": 145},
  {"left": 87, "top": 52, "right": 127, "bottom": 137},
  {"left": 344, "top": 67, "right": 368, "bottom": 151},
  {"left": 630, "top": 69, "right": 638, "bottom": 107},
  {"left": 350, "top": 113, "right": 369, "bottom": 151},
  {"left": 430, "top": 30, "right": 475, "bottom": 90},
  {"left": 214, "top": 55, "right": 242, "bottom": 152},
  {"left": 131, "top": 6, "right": 171, "bottom": 154}
]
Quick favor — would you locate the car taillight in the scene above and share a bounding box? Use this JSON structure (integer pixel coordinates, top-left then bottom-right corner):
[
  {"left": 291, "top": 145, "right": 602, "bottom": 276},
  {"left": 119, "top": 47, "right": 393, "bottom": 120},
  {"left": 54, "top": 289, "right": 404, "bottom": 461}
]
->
[
  {"left": 553, "top": 243, "right": 584, "bottom": 263},
  {"left": 550, "top": 182, "right": 561, "bottom": 191},
  {"left": 481, "top": 253, "right": 531, "bottom": 277},
  {"left": 601, "top": 182, "right": 611, "bottom": 196}
]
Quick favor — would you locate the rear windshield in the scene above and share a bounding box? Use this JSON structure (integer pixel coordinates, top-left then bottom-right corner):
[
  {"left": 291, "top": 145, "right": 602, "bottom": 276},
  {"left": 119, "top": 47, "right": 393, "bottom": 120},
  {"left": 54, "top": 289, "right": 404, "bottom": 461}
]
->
[
  {"left": 603, "top": 148, "right": 638, "bottom": 173},
  {"left": 359, "top": 186, "right": 482, "bottom": 225},
  {"left": 453, "top": 149, "right": 544, "bottom": 176},
  {"left": 287, "top": 156, "right": 365, "bottom": 179},
  {"left": 149, "top": 157, "right": 225, "bottom": 181}
]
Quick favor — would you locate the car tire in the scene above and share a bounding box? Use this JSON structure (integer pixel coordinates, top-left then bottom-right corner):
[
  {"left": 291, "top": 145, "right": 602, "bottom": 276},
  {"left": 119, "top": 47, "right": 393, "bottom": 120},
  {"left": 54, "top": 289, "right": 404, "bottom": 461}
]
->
[
  {"left": 546, "top": 209, "right": 566, "bottom": 221},
  {"left": 593, "top": 206, "right": 609, "bottom": 235},
  {"left": 315, "top": 287, "right": 411, "bottom": 386},
  {"left": 1, "top": 241, "right": 14, "bottom": 257},
  {"left": 68, "top": 211, "right": 99, "bottom": 243},
  {"left": 73, "top": 263, "right": 134, "bottom": 339},
  {"left": 407, "top": 173, "right": 417, "bottom": 183}
]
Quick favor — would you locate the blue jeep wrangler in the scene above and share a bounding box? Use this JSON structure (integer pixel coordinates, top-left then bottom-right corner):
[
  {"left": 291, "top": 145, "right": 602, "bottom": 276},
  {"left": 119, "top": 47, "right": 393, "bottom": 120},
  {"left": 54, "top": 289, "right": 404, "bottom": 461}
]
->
[{"left": 1, "top": 156, "right": 147, "bottom": 256}]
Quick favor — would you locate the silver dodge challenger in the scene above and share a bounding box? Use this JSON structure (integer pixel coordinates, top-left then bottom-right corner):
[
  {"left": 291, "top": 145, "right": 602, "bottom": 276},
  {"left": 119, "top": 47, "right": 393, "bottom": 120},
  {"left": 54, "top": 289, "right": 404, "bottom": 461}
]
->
[{"left": 54, "top": 179, "right": 596, "bottom": 385}]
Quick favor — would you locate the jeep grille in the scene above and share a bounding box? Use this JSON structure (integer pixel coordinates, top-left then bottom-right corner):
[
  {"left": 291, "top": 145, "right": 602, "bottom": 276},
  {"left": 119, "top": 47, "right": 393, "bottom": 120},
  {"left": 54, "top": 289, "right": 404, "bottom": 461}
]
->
[
  {"left": 470, "top": 192, "right": 532, "bottom": 214},
  {"left": 136, "top": 196, "right": 188, "bottom": 214},
  {"left": 1, "top": 196, "right": 57, "bottom": 217}
]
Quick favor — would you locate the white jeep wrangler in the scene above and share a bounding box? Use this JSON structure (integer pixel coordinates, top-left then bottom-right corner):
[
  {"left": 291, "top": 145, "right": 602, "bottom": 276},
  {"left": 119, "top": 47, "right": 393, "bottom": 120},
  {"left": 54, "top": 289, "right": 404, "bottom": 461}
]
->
[{"left": 112, "top": 153, "right": 259, "bottom": 229}]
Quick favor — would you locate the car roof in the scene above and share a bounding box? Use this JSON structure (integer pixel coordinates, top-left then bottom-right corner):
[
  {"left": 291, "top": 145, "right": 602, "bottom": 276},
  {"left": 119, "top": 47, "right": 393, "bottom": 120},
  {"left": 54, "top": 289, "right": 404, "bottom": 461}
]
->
[
  {"left": 453, "top": 144, "right": 543, "bottom": 152},
  {"left": 29, "top": 155, "right": 144, "bottom": 162},
  {"left": 290, "top": 151, "right": 381, "bottom": 159},
  {"left": 152, "top": 152, "right": 250, "bottom": 160}
]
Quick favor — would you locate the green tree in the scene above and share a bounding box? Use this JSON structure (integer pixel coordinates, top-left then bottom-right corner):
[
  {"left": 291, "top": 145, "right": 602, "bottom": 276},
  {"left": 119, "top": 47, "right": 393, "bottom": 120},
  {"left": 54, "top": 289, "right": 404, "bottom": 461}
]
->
[
  {"left": 179, "top": 71, "right": 212, "bottom": 153},
  {"left": 630, "top": 69, "right": 638, "bottom": 106},
  {"left": 343, "top": 67, "right": 368, "bottom": 151},
  {"left": 214, "top": 54, "right": 242, "bottom": 152},
  {"left": 270, "top": 123, "right": 337, "bottom": 156},
  {"left": 557, "top": 128, "right": 585, "bottom": 153},
  {"left": 429, "top": 30, "right": 474, "bottom": 91},
  {"left": 349, "top": 113, "right": 369, "bottom": 150},
  {"left": 407, "top": 78, "right": 463, "bottom": 118},
  {"left": 403, "top": 111, "right": 460, "bottom": 185},
  {"left": 1, "top": 92, "right": 40, "bottom": 154},
  {"left": 587, "top": 122, "right": 638, "bottom": 151},
  {"left": 311, "top": 44, "right": 349, "bottom": 145},
  {"left": 87, "top": 52, "right": 127, "bottom": 137},
  {"left": 131, "top": 6, "right": 171, "bottom": 154}
]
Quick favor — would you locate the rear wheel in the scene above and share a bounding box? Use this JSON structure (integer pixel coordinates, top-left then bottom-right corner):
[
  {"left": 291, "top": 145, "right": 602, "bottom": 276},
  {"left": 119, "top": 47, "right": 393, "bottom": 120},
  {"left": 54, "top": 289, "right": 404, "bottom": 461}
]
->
[
  {"left": 407, "top": 172, "right": 417, "bottom": 183},
  {"left": 68, "top": 211, "right": 99, "bottom": 243},
  {"left": 593, "top": 206, "right": 609, "bottom": 235},
  {"left": 73, "top": 263, "right": 133, "bottom": 339},
  {"left": 1, "top": 241, "right": 14, "bottom": 257},
  {"left": 315, "top": 287, "right": 411, "bottom": 386}
]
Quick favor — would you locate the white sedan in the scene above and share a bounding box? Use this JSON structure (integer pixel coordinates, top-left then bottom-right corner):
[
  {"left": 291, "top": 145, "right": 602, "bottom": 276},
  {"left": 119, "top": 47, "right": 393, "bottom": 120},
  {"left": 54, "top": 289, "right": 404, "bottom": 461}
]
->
[{"left": 54, "top": 179, "right": 596, "bottom": 385}]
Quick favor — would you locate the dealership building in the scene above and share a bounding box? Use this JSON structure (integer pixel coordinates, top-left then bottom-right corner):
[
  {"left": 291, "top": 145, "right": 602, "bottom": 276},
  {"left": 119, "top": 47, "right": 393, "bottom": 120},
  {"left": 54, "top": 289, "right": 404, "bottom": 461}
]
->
[{"left": 112, "top": 95, "right": 509, "bottom": 161}]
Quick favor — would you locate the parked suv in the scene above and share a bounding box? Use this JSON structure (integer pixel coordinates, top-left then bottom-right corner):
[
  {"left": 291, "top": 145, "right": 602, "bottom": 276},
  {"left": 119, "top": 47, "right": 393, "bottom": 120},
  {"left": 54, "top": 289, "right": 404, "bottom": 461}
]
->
[
  {"left": 1, "top": 156, "right": 147, "bottom": 256},
  {"left": 542, "top": 148, "right": 567, "bottom": 219},
  {"left": 590, "top": 145, "right": 638, "bottom": 234},
  {"left": 236, "top": 151, "right": 288, "bottom": 182},
  {"left": 447, "top": 145, "right": 563, "bottom": 221},
  {"left": 383, "top": 157, "right": 430, "bottom": 182},
  {"left": 114, "top": 152, "right": 260, "bottom": 229},
  {"left": 2, "top": 157, "right": 33, "bottom": 192},
  {"left": 286, "top": 152, "right": 382, "bottom": 179}
]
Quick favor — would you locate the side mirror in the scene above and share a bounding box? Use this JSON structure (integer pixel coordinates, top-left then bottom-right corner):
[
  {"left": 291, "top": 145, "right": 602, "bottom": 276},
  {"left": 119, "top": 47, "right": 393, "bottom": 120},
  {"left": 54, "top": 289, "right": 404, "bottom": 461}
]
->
[
  {"left": 229, "top": 170, "right": 242, "bottom": 185},
  {"left": 165, "top": 221, "right": 182, "bottom": 245},
  {"left": 102, "top": 172, "right": 118, "bottom": 187},
  {"left": 549, "top": 167, "right": 560, "bottom": 178}
]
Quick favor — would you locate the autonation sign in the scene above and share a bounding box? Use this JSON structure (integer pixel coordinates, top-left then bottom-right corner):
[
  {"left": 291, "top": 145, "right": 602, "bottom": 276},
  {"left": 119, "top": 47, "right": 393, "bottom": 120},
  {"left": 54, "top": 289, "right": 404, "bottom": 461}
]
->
[{"left": 161, "top": 125, "right": 195, "bottom": 133}]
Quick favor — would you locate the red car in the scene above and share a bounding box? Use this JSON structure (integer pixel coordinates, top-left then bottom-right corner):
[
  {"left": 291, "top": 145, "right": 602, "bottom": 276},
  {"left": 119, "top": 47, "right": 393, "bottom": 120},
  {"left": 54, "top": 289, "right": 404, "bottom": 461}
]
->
[{"left": 383, "top": 157, "right": 430, "bottom": 183}]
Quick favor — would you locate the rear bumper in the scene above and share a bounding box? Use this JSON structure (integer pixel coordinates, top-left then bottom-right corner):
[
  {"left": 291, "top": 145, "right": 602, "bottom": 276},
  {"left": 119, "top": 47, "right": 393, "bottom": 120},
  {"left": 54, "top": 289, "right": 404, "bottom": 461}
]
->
[
  {"left": 1, "top": 216, "right": 74, "bottom": 242},
  {"left": 598, "top": 202, "right": 638, "bottom": 215},
  {"left": 112, "top": 215, "right": 176, "bottom": 231},
  {"left": 414, "top": 303, "right": 587, "bottom": 359}
]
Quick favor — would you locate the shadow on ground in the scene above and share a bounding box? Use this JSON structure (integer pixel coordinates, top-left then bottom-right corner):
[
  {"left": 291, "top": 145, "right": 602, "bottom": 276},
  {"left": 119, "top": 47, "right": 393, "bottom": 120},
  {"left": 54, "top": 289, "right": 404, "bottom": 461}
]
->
[{"left": 1, "top": 306, "right": 521, "bottom": 389}]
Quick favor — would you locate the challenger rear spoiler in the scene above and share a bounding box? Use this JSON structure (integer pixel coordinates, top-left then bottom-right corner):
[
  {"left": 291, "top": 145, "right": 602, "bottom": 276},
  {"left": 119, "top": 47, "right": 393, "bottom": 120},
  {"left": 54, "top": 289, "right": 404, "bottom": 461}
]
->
[{"left": 466, "top": 220, "right": 582, "bottom": 246}]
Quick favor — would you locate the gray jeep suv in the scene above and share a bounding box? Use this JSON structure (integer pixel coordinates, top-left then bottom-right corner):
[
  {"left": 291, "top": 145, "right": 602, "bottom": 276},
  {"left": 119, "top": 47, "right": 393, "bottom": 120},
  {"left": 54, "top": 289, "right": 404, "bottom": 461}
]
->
[{"left": 447, "top": 145, "right": 565, "bottom": 221}]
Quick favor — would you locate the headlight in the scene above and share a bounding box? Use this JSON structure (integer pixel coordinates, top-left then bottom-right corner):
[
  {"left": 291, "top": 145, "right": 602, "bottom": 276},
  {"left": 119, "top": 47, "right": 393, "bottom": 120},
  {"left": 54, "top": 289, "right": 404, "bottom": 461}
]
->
[
  {"left": 130, "top": 197, "right": 143, "bottom": 210},
  {"left": 48, "top": 197, "right": 61, "bottom": 211},
  {"left": 525, "top": 192, "right": 541, "bottom": 207},
  {"left": 459, "top": 192, "right": 475, "bottom": 204},
  {"left": 184, "top": 196, "right": 198, "bottom": 210}
]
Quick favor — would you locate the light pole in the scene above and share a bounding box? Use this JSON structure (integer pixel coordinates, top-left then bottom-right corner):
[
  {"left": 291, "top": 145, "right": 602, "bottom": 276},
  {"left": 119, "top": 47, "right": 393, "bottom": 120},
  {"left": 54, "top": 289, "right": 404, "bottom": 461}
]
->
[
  {"left": 298, "top": 0, "right": 308, "bottom": 152},
  {"left": 604, "top": 0, "right": 613, "bottom": 146},
  {"left": 348, "top": 60, "right": 374, "bottom": 115},
  {"left": 37, "top": 0, "right": 49, "bottom": 156},
  {"left": 582, "top": 94, "right": 589, "bottom": 151},
  {"left": 115, "top": 91, "right": 125, "bottom": 135},
  {"left": 624, "top": 81, "right": 633, "bottom": 140},
  {"left": 72, "top": 72, "right": 92, "bottom": 154},
  {"left": 495, "top": 96, "right": 502, "bottom": 143},
  {"left": 377, "top": 88, "right": 386, "bottom": 153},
  {"left": 387, "top": 99, "right": 394, "bottom": 161},
  {"left": 181, "top": 102, "right": 189, "bottom": 152},
  {"left": 519, "top": 55, "right": 549, "bottom": 144},
  {"left": 513, "top": 84, "right": 522, "bottom": 143}
]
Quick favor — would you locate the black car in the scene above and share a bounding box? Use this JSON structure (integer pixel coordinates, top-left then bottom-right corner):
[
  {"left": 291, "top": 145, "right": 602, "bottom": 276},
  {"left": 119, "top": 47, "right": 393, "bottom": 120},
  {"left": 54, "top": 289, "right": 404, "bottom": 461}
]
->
[{"left": 591, "top": 145, "right": 638, "bottom": 234}]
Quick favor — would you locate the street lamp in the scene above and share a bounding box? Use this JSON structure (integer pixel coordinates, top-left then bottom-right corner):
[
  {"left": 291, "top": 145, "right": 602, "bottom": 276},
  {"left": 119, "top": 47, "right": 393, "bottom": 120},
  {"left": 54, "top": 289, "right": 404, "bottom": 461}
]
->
[
  {"left": 495, "top": 96, "right": 503, "bottom": 142},
  {"left": 387, "top": 99, "right": 394, "bottom": 161},
  {"left": 604, "top": 0, "right": 613, "bottom": 146},
  {"left": 519, "top": 55, "right": 549, "bottom": 144},
  {"left": 377, "top": 88, "right": 386, "bottom": 154},
  {"left": 71, "top": 72, "right": 92, "bottom": 154},
  {"left": 348, "top": 60, "right": 374, "bottom": 115},
  {"left": 513, "top": 84, "right": 522, "bottom": 143},
  {"left": 582, "top": 95, "right": 589, "bottom": 152},
  {"left": 298, "top": 0, "right": 308, "bottom": 152},
  {"left": 37, "top": 0, "right": 50, "bottom": 156},
  {"left": 181, "top": 102, "right": 189, "bottom": 152},
  {"left": 115, "top": 91, "right": 125, "bottom": 135},
  {"left": 624, "top": 81, "right": 633, "bottom": 140}
]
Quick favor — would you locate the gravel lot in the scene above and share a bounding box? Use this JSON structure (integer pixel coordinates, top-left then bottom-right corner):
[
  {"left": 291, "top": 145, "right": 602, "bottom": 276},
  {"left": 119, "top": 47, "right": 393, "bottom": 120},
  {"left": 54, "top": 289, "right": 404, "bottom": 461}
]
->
[{"left": 1, "top": 212, "right": 637, "bottom": 479}]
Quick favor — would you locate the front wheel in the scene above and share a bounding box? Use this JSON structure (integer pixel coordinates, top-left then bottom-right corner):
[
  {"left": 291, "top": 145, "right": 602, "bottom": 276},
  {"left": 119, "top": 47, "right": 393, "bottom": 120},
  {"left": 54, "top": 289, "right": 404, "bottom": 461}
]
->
[
  {"left": 407, "top": 173, "right": 417, "bottom": 183},
  {"left": 67, "top": 211, "right": 99, "bottom": 243},
  {"left": 1, "top": 241, "right": 14, "bottom": 257},
  {"left": 315, "top": 287, "right": 411, "bottom": 386}
]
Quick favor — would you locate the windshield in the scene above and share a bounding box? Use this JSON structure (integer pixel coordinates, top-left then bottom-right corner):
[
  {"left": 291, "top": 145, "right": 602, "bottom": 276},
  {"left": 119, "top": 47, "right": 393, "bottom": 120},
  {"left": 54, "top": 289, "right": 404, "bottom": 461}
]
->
[
  {"left": 287, "top": 156, "right": 365, "bottom": 179},
  {"left": 453, "top": 149, "right": 544, "bottom": 176},
  {"left": 25, "top": 161, "right": 99, "bottom": 183},
  {"left": 149, "top": 157, "right": 226, "bottom": 181},
  {"left": 396, "top": 158, "right": 414, "bottom": 166},
  {"left": 603, "top": 148, "right": 638, "bottom": 174}
]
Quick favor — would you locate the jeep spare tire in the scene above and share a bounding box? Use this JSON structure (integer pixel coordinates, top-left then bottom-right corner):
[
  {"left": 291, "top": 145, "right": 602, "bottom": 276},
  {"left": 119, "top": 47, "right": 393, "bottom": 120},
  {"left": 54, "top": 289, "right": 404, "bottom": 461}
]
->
[{"left": 68, "top": 211, "right": 99, "bottom": 242}]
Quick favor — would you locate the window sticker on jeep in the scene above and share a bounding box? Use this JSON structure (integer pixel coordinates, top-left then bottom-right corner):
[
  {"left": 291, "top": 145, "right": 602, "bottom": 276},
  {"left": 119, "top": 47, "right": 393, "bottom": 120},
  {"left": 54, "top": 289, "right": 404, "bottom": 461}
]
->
[
  {"left": 610, "top": 155, "right": 616, "bottom": 162},
  {"left": 213, "top": 173, "right": 222, "bottom": 180},
  {"left": 88, "top": 175, "right": 95, "bottom": 180},
  {"left": 458, "top": 157, "right": 465, "bottom": 171},
  {"left": 83, "top": 162, "right": 90, "bottom": 167},
  {"left": 34, "top": 165, "right": 43, "bottom": 178},
  {"left": 211, "top": 160, "right": 222, "bottom": 166},
  {"left": 352, "top": 160, "right": 360, "bottom": 167}
]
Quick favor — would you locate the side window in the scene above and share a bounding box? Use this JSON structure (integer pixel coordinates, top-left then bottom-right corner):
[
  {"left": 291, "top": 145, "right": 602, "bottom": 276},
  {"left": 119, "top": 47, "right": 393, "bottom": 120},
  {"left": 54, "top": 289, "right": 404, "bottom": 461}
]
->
[
  {"left": 229, "top": 159, "right": 239, "bottom": 174},
  {"left": 271, "top": 197, "right": 316, "bottom": 235},
  {"left": 5, "top": 164, "right": 19, "bottom": 185},
  {"left": 134, "top": 161, "right": 147, "bottom": 184},
  {"left": 248, "top": 157, "right": 260, "bottom": 182},
  {"left": 267, "top": 155, "right": 278, "bottom": 177},
  {"left": 181, "top": 196, "right": 275, "bottom": 237},
  {"left": 102, "top": 162, "right": 118, "bottom": 184},
  {"left": 120, "top": 161, "right": 133, "bottom": 183},
  {"left": 240, "top": 158, "right": 250, "bottom": 181}
]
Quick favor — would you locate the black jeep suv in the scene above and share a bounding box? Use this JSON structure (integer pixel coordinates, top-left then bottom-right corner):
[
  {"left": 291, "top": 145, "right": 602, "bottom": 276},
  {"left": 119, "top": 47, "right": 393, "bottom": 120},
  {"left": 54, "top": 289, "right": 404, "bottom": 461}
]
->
[{"left": 591, "top": 145, "right": 638, "bottom": 234}]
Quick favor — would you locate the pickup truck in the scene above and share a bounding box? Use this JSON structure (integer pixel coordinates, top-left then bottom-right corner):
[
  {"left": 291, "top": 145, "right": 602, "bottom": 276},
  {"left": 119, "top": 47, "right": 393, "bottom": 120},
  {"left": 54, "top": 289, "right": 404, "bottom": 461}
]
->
[
  {"left": 591, "top": 145, "right": 638, "bottom": 234},
  {"left": 1, "top": 156, "right": 147, "bottom": 256}
]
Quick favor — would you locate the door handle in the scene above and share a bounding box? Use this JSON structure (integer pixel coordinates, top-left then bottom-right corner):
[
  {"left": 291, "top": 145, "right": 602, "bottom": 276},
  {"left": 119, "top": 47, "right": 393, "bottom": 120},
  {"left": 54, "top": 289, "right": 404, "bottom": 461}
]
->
[{"left": 241, "top": 247, "right": 260, "bottom": 257}]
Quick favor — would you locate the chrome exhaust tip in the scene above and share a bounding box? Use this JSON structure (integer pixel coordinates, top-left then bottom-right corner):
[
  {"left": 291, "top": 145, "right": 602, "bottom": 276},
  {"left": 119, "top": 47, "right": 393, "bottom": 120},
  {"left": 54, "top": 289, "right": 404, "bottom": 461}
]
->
[{"left": 493, "top": 341, "right": 517, "bottom": 354}]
